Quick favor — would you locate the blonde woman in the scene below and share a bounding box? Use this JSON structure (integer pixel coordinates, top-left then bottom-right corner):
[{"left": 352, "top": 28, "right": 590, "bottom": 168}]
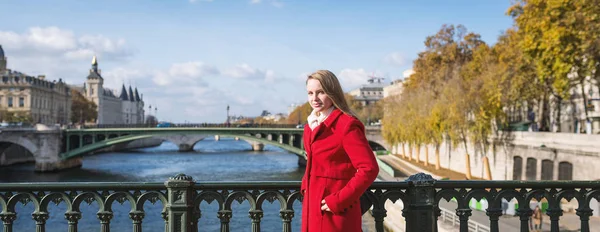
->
[{"left": 300, "top": 70, "right": 379, "bottom": 231}]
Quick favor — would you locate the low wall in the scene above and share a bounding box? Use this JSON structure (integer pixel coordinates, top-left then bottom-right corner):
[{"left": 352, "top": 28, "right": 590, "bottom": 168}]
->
[{"left": 390, "top": 131, "right": 600, "bottom": 181}]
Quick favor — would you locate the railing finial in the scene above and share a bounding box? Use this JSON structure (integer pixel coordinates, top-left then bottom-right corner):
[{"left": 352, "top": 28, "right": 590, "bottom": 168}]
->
[
  {"left": 406, "top": 172, "right": 436, "bottom": 186},
  {"left": 169, "top": 173, "right": 194, "bottom": 181}
]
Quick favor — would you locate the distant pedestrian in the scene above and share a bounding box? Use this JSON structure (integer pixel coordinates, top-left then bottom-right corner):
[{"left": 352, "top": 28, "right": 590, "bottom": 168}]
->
[
  {"left": 532, "top": 205, "right": 542, "bottom": 232},
  {"left": 501, "top": 200, "right": 509, "bottom": 215},
  {"left": 300, "top": 70, "right": 379, "bottom": 232}
]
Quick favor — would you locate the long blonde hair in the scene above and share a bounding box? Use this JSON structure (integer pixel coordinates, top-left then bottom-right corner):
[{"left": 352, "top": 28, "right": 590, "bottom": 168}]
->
[{"left": 307, "top": 70, "right": 355, "bottom": 117}]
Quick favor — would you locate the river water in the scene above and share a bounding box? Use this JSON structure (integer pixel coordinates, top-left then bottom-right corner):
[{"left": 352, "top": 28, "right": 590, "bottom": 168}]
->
[{"left": 0, "top": 137, "right": 305, "bottom": 232}]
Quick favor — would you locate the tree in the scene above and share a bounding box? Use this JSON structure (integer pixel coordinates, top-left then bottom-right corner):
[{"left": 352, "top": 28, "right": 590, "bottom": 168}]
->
[
  {"left": 286, "top": 102, "right": 312, "bottom": 125},
  {"left": 146, "top": 115, "right": 158, "bottom": 125},
  {"left": 509, "top": 0, "right": 600, "bottom": 132},
  {"left": 70, "top": 89, "right": 97, "bottom": 124},
  {"left": 0, "top": 110, "right": 33, "bottom": 123}
]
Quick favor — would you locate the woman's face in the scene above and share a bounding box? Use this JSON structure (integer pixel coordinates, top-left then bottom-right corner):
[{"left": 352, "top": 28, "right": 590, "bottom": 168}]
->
[{"left": 307, "top": 78, "right": 333, "bottom": 113}]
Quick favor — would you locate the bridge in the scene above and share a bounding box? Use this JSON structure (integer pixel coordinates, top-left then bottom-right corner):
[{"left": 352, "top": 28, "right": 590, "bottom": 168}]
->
[
  {"left": 0, "top": 124, "right": 389, "bottom": 172},
  {"left": 62, "top": 127, "right": 305, "bottom": 158}
]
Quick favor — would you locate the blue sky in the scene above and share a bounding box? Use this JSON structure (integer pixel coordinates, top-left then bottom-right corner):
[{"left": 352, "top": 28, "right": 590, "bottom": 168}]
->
[{"left": 0, "top": 0, "right": 514, "bottom": 123}]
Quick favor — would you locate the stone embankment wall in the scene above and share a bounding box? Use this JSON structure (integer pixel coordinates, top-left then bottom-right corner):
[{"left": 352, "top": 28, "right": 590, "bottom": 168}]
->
[{"left": 390, "top": 131, "right": 600, "bottom": 181}]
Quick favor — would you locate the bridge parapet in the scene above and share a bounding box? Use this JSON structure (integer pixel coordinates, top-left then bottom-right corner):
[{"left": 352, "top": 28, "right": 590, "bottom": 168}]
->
[
  {"left": 0, "top": 173, "right": 598, "bottom": 232},
  {"left": 0, "top": 124, "right": 82, "bottom": 172},
  {"left": 61, "top": 127, "right": 306, "bottom": 160}
]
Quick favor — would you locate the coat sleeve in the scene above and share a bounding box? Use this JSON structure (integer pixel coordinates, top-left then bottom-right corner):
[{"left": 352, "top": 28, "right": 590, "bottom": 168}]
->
[{"left": 324, "top": 119, "right": 379, "bottom": 214}]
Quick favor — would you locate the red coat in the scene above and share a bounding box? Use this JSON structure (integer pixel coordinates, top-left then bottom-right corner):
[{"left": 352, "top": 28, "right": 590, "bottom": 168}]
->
[{"left": 300, "top": 109, "right": 379, "bottom": 232}]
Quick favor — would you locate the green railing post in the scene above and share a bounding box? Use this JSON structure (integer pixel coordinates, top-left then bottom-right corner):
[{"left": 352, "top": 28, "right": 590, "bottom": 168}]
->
[
  {"left": 165, "top": 173, "right": 195, "bottom": 232},
  {"left": 0, "top": 212, "right": 16, "bottom": 232},
  {"left": 405, "top": 173, "right": 437, "bottom": 232}
]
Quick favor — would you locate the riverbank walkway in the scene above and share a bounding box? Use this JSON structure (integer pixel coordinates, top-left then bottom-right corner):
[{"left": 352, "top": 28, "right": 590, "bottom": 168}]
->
[{"left": 376, "top": 154, "right": 600, "bottom": 232}]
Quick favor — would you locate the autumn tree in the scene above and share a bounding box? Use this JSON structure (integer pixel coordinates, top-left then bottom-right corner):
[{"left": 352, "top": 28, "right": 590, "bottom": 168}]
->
[
  {"left": 509, "top": 0, "right": 600, "bottom": 132},
  {"left": 0, "top": 109, "right": 33, "bottom": 123},
  {"left": 70, "top": 89, "right": 97, "bottom": 124},
  {"left": 286, "top": 102, "right": 312, "bottom": 125}
]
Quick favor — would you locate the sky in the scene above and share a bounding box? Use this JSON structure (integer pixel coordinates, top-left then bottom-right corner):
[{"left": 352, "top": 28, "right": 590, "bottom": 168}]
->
[{"left": 0, "top": 0, "right": 514, "bottom": 123}]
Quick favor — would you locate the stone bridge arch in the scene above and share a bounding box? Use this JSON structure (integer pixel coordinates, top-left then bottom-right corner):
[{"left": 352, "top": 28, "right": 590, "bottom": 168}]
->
[
  {"left": 0, "top": 137, "right": 38, "bottom": 166},
  {"left": 151, "top": 134, "right": 206, "bottom": 152},
  {"left": 364, "top": 127, "right": 391, "bottom": 152},
  {"left": 1, "top": 127, "right": 82, "bottom": 172},
  {"left": 0, "top": 136, "right": 39, "bottom": 157}
]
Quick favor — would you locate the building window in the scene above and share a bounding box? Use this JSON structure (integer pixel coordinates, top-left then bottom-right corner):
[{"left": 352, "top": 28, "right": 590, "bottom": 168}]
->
[
  {"left": 541, "top": 159, "right": 554, "bottom": 180},
  {"left": 558, "top": 162, "right": 573, "bottom": 180},
  {"left": 525, "top": 158, "right": 537, "bottom": 180},
  {"left": 513, "top": 156, "right": 523, "bottom": 180},
  {"left": 8, "top": 97, "right": 13, "bottom": 107},
  {"left": 19, "top": 97, "right": 24, "bottom": 107}
]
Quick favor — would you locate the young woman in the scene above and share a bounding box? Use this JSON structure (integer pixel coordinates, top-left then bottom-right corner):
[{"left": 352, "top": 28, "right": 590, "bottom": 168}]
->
[{"left": 300, "top": 70, "right": 379, "bottom": 231}]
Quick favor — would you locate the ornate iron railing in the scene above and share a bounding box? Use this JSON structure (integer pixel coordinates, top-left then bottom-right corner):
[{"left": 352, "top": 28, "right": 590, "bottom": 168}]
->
[
  {"left": 1, "top": 173, "right": 599, "bottom": 232},
  {"left": 72, "top": 123, "right": 300, "bottom": 129}
]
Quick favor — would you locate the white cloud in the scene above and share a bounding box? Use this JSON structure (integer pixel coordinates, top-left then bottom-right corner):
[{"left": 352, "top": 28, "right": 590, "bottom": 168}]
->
[
  {"left": 169, "top": 62, "right": 219, "bottom": 78},
  {"left": 0, "top": 27, "right": 132, "bottom": 61},
  {"left": 383, "top": 52, "right": 406, "bottom": 67},
  {"left": 102, "top": 67, "right": 147, "bottom": 90},
  {"left": 152, "top": 61, "right": 218, "bottom": 86},
  {"left": 402, "top": 69, "right": 415, "bottom": 78},
  {"left": 338, "top": 68, "right": 374, "bottom": 90},
  {"left": 223, "top": 63, "right": 274, "bottom": 81},
  {"left": 249, "top": 0, "right": 283, "bottom": 7}
]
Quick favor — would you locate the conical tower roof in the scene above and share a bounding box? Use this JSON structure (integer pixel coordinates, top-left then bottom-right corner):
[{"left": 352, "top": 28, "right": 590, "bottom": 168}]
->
[
  {"left": 119, "top": 84, "right": 129, "bottom": 101},
  {"left": 134, "top": 88, "right": 141, "bottom": 101},
  {"left": 128, "top": 86, "right": 135, "bottom": 102}
]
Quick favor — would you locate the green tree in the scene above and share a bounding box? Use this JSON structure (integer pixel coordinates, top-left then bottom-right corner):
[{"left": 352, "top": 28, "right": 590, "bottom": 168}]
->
[
  {"left": 70, "top": 89, "right": 97, "bottom": 124},
  {"left": 509, "top": 0, "right": 600, "bottom": 131}
]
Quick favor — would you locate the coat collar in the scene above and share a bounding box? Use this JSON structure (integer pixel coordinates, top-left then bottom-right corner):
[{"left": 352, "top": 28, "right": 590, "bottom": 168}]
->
[{"left": 309, "top": 108, "right": 343, "bottom": 144}]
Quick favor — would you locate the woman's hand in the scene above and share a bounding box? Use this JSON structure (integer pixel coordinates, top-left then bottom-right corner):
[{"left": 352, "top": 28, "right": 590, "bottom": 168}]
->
[{"left": 321, "top": 199, "right": 331, "bottom": 212}]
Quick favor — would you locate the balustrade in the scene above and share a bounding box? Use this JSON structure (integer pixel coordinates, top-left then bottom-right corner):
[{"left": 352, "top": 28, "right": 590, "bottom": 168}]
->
[{"left": 0, "top": 173, "right": 599, "bottom": 232}]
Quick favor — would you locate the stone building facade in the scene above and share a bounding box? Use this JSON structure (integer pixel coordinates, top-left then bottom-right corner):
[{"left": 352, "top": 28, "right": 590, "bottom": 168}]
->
[
  {"left": 76, "top": 56, "right": 145, "bottom": 124},
  {"left": 0, "top": 45, "right": 72, "bottom": 125},
  {"left": 348, "top": 76, "right": 386, "bottom": 106}
]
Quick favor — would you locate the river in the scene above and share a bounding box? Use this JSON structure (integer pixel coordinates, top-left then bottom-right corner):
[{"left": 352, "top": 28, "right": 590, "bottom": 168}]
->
[{"left": 0, "top": 137, "right": 305, "bottom": 231}]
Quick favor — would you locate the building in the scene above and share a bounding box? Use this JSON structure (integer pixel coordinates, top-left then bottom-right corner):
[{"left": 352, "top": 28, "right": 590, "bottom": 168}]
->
[
  {"left": 0, "top": 45, "right": 72, "bottom": 125},
  {"left": 383, "top": 79, "right": 404, "bottom": 98},
  {"left": 75, "top": 56, "right": 145, "bottom": 124},
  {"left": 348, "top": 75, "right": 387, "bottom": 106},
  {"left": 383, "top": 69, "right": 411, "bottom": 98},
  {"left": 506, "top": 74, "right": 600, "bottom": 134}
]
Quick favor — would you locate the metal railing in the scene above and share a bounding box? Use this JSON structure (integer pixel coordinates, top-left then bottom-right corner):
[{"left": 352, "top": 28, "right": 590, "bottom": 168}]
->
[
  {"left": 439, "top": 206, "right": 490, "bottom": 232},
  {"left": 72, "top": 123, "right": 301, "bottom": 129},
  {"left": 1, "top": 172, "right": 599, "bottom": 232}
]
